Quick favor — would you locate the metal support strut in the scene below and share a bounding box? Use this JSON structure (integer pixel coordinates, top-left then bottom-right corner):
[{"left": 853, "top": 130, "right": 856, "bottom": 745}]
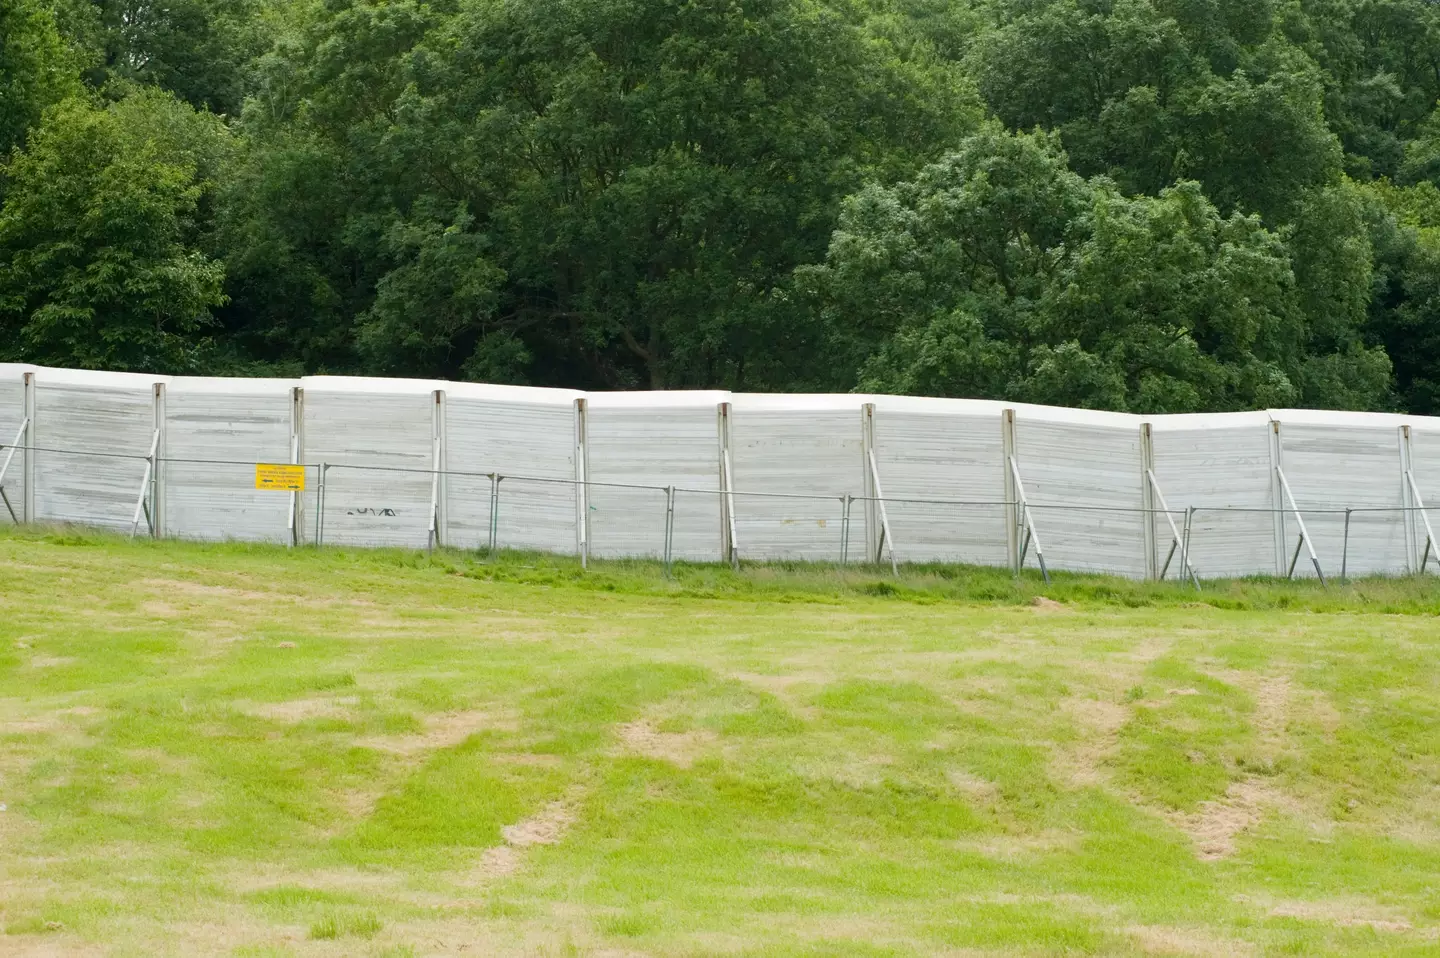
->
[
  {"left": 1405, "top": 471, "right": 1437, "bottom": 575},
  {"left": 1008, "top": 456, "right": 1050, "bottom": 584},
  {"left": 488, "top": 474, "right": 501, "bottom": 553},
  {"left": 866, "top": 449, "right": 899, "bottom": 577},
  {"left": 1276, "top": 466, "right": 1327, "bottom": 589},
  {"left": 1341, "top": 508, "right": 1352, "bottom": 582},
  {"left": 426, "top": 442, "right": 442, "bottom": 554},
  {"left": 129, "top": 429, "right": 160, "bottom": 539},
  {"left": 286, "top": 434, "right": 300, "bottom": 548},
  {"left": 0, "top": 418, "right": 30, "bottom": 524},
  {"left": 1146, "top": 469, "right": 1200, "bottom": 591}
]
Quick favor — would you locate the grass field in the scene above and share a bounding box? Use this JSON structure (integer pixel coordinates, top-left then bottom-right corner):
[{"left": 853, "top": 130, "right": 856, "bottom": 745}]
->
[{"left": 1, "top": 527, "right": 1439, "bottom": 956}]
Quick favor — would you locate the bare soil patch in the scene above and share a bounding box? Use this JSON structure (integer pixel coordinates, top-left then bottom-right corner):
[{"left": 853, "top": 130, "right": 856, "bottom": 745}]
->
[
  {"left": 361, "top": 708, "right": 517, "bottom": 756},
  {"left": 1170, "top": 778, "right": 1285, "bottom": 860},
  {"left": 1052, "top": 696, "right": 1129, "bottom": 788},
  {"left": 240, "top": 696, "right": 358, "bottom": 723},
  {"left": 1126, "top": 924, "right": 1257, "bottom": 956},
  {"left": 473, "top": 799, "right": 577, "bottom": 881},
  {"left": 616, "top": 719, "right": 716, "bottom": 769},
  {"left": 1268, "top": 899, "right": 1413, "bottom": 932}
]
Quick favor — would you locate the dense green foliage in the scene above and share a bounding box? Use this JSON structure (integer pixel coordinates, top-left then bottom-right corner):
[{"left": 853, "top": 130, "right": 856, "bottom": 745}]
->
[{"left": 3, "top": 0, "right": 1440, "bottom": 411}]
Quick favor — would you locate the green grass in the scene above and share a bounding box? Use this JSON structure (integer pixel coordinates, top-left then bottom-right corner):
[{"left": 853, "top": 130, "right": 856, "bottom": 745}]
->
[{"left": 0, "top": 525, "right": 1438, "bottom": 956}]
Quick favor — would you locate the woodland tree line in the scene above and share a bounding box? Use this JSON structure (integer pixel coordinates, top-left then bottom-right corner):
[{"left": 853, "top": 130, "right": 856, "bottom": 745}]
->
[{"left": 4, "top": 0, "right": 1440, "bottom": 413}]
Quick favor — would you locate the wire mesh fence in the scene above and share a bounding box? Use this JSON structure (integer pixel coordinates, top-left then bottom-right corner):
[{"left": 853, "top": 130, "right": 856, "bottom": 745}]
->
[{"left": 2, "top": 439, "right": 1438, "bottom": 588}]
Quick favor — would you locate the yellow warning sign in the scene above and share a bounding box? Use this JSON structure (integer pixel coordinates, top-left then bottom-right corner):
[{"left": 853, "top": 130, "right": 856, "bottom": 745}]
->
[{"left": 255, "top": 463, "right": 305, "bottom": 491}]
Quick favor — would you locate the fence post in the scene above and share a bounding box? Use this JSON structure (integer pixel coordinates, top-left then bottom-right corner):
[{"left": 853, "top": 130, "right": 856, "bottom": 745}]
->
[
  {"left": 290, "top": 386, "right": 305, "bottom": 547},
  {"left": 1002, "top": 409, "right": 1019, "bottom": 572},
  {"left": 1140, "top": 422, "right": 1158, "bottom": 579},
  {"left": 840, "top": 494, "right": 852, "bottom": 565},
  {"left": 488, "top": 474, "right": 501, "bottom": 554},
  {"left": 663, "top": 486, "right": 675, "bottom": 576},
  {"left": 1341, "top": 507, "right": 1352, "bottom": 582},
  {"left": 152, "top": 381, "right": 165, "bottom": 539},
  {"left": 316, "top": 462, "right": 328, "bottom": 547},
  {"left": 574, "top": 397, "right": 589, "bottom": 569},
  {"left": 1181, "top": 507, "right": 1200, "bottom": 591}
]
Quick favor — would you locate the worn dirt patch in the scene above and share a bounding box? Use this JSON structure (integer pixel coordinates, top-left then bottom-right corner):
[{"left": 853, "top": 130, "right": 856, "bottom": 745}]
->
[
  {"left": 733, "top": 670, "right": 826, "bottom": 720},
  {"left": 0, "top": 934, "right": 108, "bottom": 957},
  {"left": 362, "top": 708, "right": 518, "bottom": 756},
  {"left": 1030, "top": 596, "right": 1070, "bottom": 613},
  {"left": 616, "top": 719, "right": 716, "bottom": 769},
  {"left": 473, "top": 799, "right": 577, "bottom": 881},
  {"left": 27, "top": 656, "right": 74, "bottom": 669},
  {"left": 240, "top": 697, "right": 357, "bottom": 723},
  {"left": 1052, "top": 696, "right": 1129, "bottom": 788},
  {"left": 1164, "top": 672, "right": 1300, "bottom": 860},
  {"left": 959, "top": 830, "right": 1082, "bottom": 862},
  {"left": 1252, "top": 675, "right": 1291, "bottom": 745},
  {"left": 947, "top": 769, "right": 1000, "bottom": 802},
  {"left": 141, "top": 578, "right": 280, "bottom": 602},
  {"left": 1170, "top": 778, "right": 1286, "bottom": 860},
  {"left": 1268, "top": 899, "right": 1413, "bottom": 932},
  {"left": 1126, "top": 924, "right": 1257, "bottom": 956}
]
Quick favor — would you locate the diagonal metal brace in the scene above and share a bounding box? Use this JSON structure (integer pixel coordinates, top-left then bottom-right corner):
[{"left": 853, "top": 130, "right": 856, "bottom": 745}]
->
[
  {"left": 1276, "top": 466, "right": 1326, "bottom": 589},
  {"left": 1008, "top": 456, "right": 1050, "bottom": 584}
]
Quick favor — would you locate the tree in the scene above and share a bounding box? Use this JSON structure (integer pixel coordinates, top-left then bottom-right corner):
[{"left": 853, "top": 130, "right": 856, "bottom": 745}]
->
[
  {"left": 1284, "top": 0, "right": 1440, "bottom": 181},
  {"left": 0, "top": 89, "right": 229, "bottom": 370},
  {"left": 971, "top": 0, "right": 1343, "bottom": 223},
  {"left": 222, "top": 0, "right": 981, "bottom": 387},
  {"left": 805, "top": 129, "right": 1391, "bottom": 412},
  {"left": 43, "top": 0, "right": 276, "bottom": 114},
  {"left": 1361, "top": 178, "right": 1440, "bottom": 413},
  {"left": 0, "top": 0, "right": 79, "bottom": 156}
]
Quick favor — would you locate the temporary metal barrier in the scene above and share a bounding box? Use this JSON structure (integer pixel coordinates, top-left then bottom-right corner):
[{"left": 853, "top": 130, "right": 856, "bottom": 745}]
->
[
  {"left": 10, "top": 437, "right": 1440, "bottom": 585},
  {"left": 5, "top": 366, "right": 1440, "bottom": 581}
]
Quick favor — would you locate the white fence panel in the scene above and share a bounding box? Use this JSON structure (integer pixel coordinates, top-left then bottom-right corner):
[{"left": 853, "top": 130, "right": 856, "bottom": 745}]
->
[
  {"left": 1275, "top": 411, "right": 1410, "bottom": 577},
  {"left": 585, "top": 392, "right": 726, "bottom": 561},
  {"left": 302, "top": 377, "right": 437, "bottom": 549},
  {"left": 445, "top": 384, "right": 580, "bottom": 553},
  {"left": 1012, "top": 406, "right": 1146, "bottom": 577},
  {"left": 870, "top": 397, "right": 1008, "bottom": 566},
  {"left": 31, "top": 369, "right": 163, "bottom": 531},
  {"left": 0, "top": 364, "right": 32, "bottom": 523},
  {"left": 1148, "top": 413, "right": 1276, "bottom": 579},
  {"left": 728, "top": 395, "right": 866, "bottom": 562},
  {"left": 162, "top": 378, "right": 297, "bottom": 543}
]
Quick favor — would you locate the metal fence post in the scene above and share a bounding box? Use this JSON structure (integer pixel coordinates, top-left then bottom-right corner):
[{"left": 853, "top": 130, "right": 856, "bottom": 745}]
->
[
  {"left": 840, "top": 494, "right": 852, "bottom": 565},
  {"left": 316, "top": 462, "right": 328, "bottom": 547},
  {"left": 1341, "top": 507, "right": 1352, "bottom": 582},
  {"left": 663, "top": 486, "right": 675, "bottom": 576},
  {"left": 488, "top": 473, "right": 501, "bottom": 553},
  {"left": 1181, "top": 506, "right": 1200, "bottom": 592}
]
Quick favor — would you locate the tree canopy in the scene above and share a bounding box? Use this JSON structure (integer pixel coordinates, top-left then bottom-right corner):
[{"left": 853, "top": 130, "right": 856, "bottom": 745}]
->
[{"left": 4, "top": 0, "right": 1440, "bottom": 413}]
